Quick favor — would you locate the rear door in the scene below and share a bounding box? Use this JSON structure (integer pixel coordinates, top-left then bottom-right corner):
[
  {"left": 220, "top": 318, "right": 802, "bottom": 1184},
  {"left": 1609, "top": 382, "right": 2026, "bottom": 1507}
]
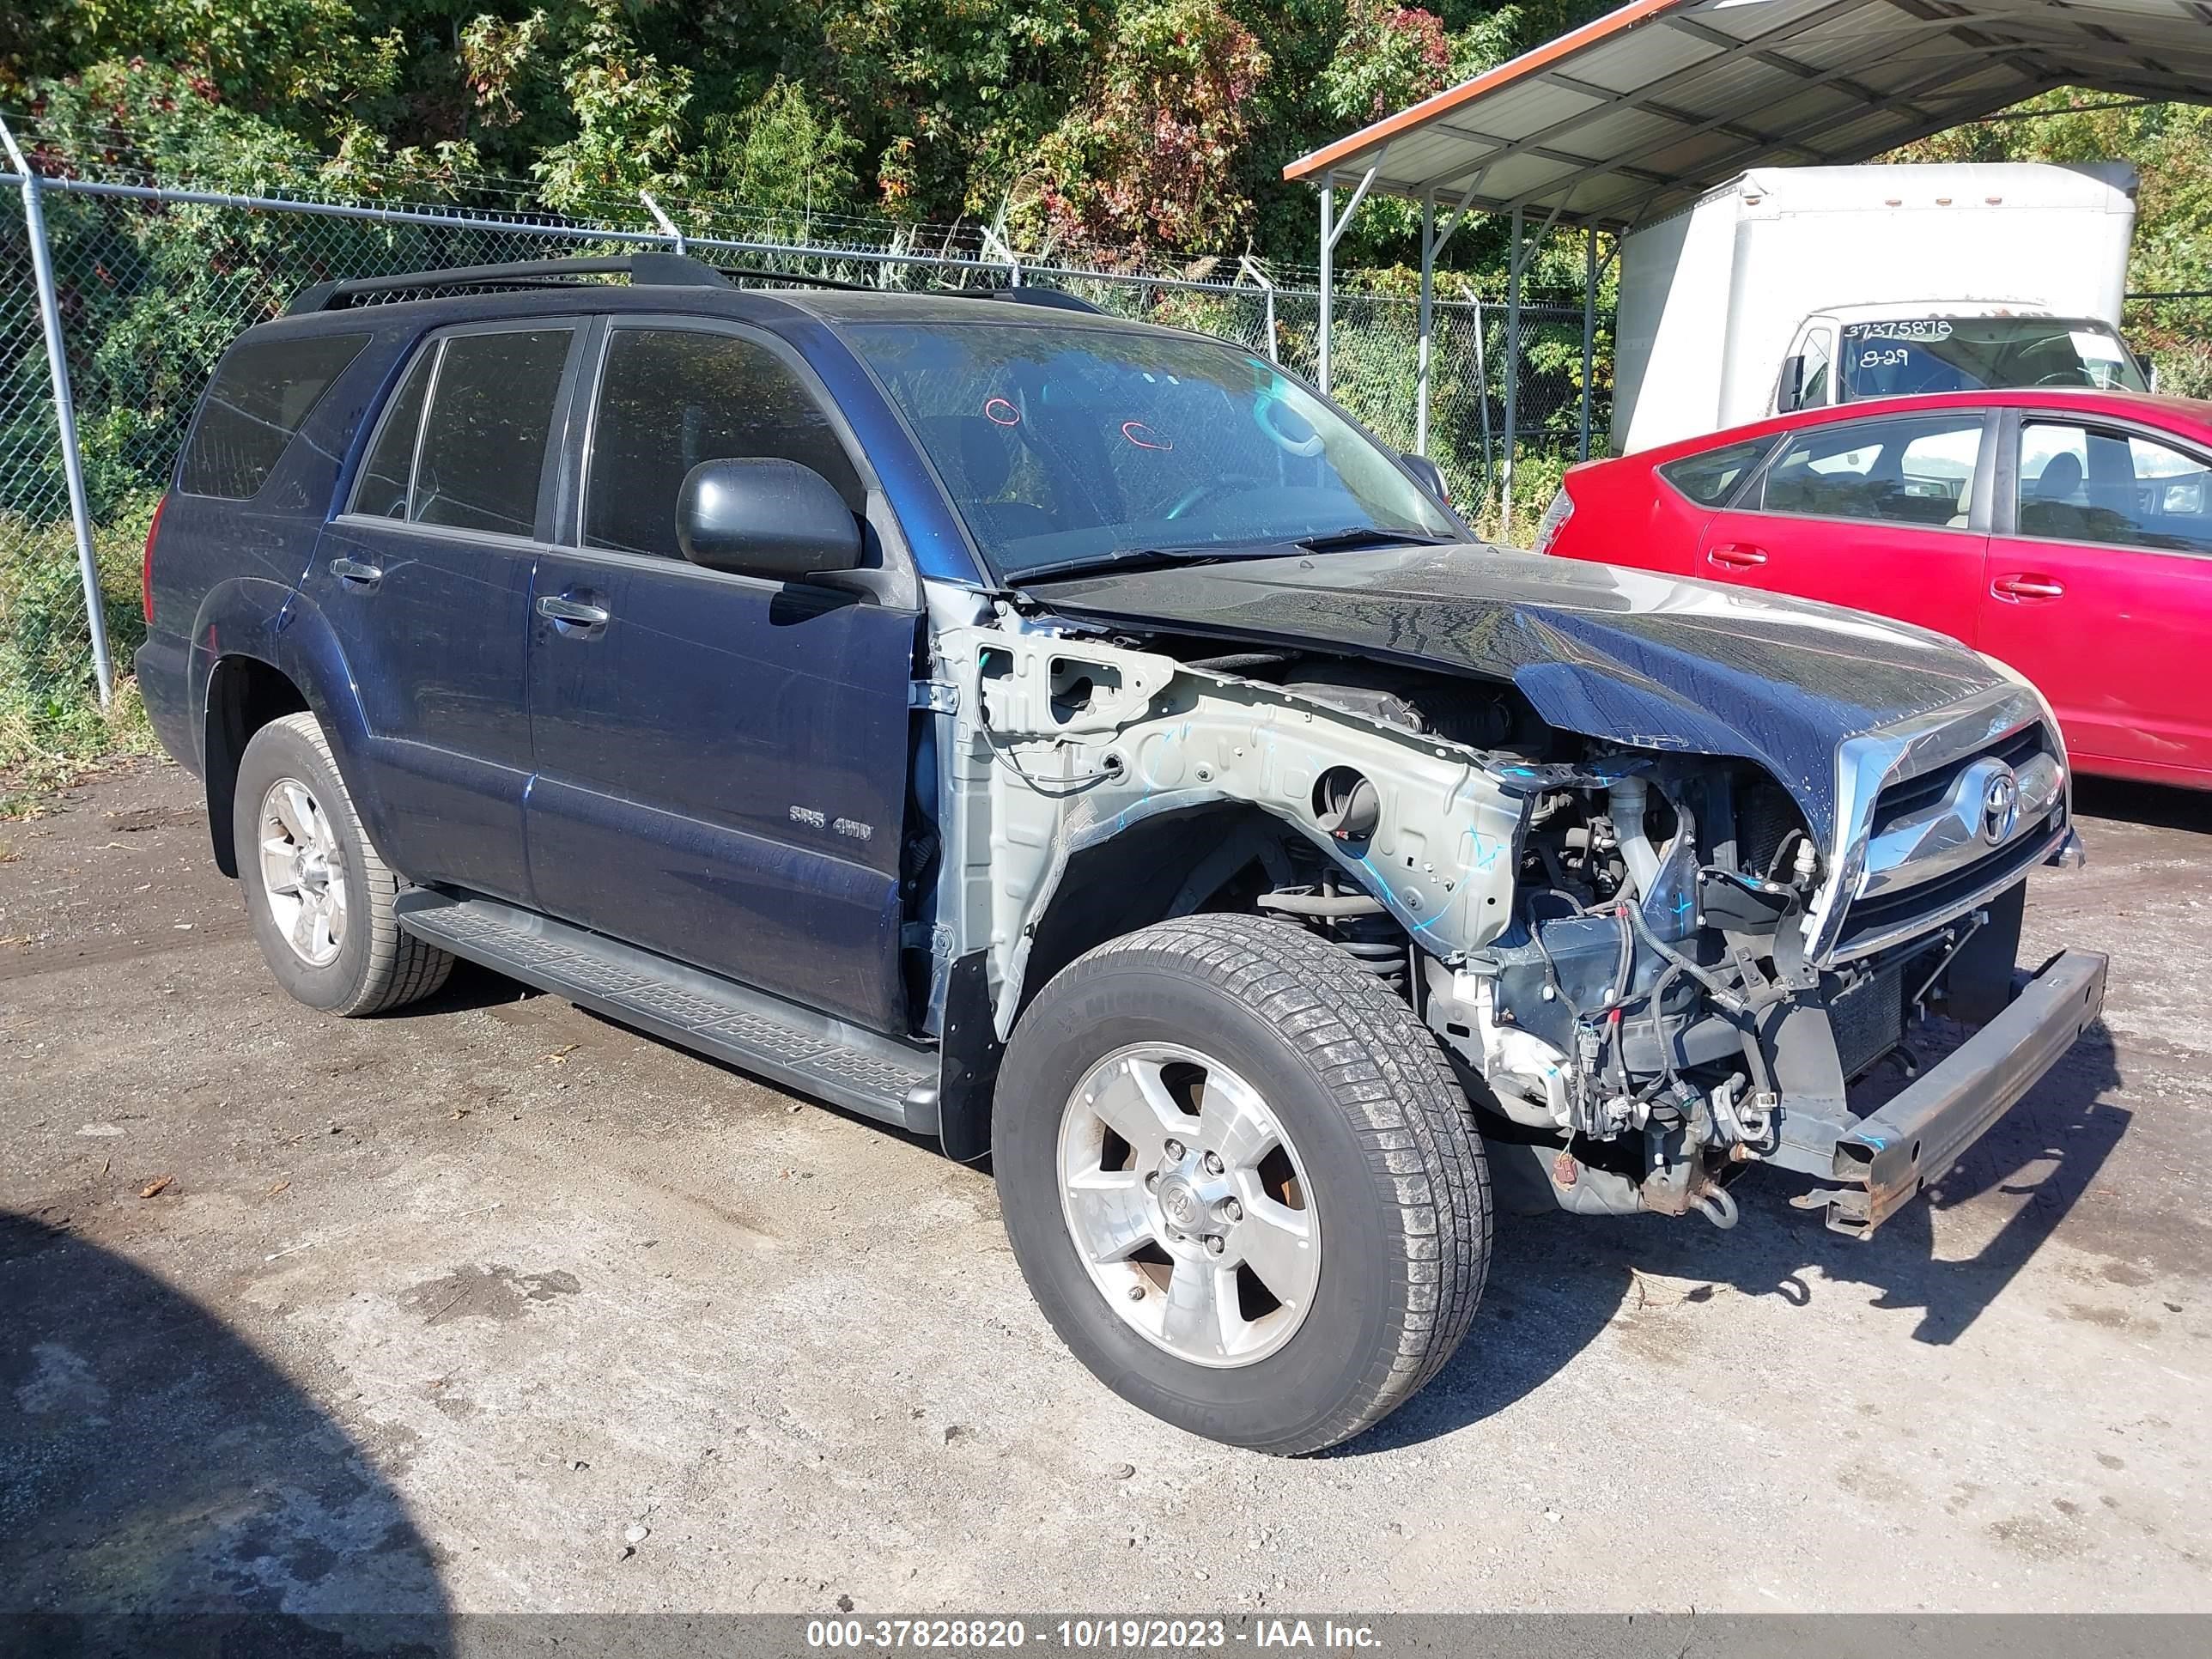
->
[
  {"left": 1695, "top": 408, "right": 1995, "bottom": 641},
  {"left": 522, "top": 318, "right": 921, "bottom": 1031},
  {"left": 311, "top": 321, "right": 585, "bottom": 902},
  {"left": 1979, "top": 410, "right": 2212, "bottom": 781}
]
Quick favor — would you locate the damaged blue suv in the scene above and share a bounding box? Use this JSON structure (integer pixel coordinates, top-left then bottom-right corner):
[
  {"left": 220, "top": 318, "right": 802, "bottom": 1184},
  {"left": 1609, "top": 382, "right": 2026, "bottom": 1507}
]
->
[{"left": 138, "top": 253, "right": 2105, "bottom": 1453}]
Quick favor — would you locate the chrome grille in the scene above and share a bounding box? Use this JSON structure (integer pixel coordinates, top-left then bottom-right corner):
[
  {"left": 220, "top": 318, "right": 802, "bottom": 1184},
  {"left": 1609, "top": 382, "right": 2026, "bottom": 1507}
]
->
[{"left": 1807, "top": 685, "right": 2074, "bottom": 967}]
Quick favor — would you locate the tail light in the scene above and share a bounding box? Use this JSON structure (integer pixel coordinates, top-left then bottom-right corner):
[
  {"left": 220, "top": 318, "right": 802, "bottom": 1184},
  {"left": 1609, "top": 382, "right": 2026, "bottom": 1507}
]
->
[
  {"left": 1530, "top": 485, "right": 1574, "bottom": 556},
  {"left": 142, "top": 493, "right": 169, "bottom": 625}
]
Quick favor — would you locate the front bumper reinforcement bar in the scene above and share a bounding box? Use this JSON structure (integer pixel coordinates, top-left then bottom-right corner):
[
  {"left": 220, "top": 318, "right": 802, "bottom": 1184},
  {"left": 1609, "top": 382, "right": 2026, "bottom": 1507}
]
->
[{"left": 1822, "top": 948, "right": 2108, "bottom": 1235}]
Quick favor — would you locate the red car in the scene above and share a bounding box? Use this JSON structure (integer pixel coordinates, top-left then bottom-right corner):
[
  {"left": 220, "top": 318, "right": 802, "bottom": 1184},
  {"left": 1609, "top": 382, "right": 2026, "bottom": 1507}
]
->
[{"left": 1536, "top": 388, "right": 2212, "bottom": 789}]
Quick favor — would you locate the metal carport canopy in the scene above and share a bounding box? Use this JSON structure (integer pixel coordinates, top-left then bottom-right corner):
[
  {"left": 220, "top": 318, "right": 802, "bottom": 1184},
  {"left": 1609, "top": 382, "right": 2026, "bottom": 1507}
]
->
[
  {"left": 1284, "top": 0, "right": 2212, "bottom": 231},
  {"left": 1287, "top": 0, "right": 2212, "bottom": 520}
]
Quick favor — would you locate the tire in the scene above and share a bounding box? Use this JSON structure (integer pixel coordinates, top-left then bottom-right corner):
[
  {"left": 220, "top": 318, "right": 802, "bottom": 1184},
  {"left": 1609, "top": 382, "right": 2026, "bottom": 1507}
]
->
[
  {"left": 232, "top": 712, "right": 453, "bottom": 1017},
  {"left": 995, "top": 914, "right": 1490, "bottom": 1454}
]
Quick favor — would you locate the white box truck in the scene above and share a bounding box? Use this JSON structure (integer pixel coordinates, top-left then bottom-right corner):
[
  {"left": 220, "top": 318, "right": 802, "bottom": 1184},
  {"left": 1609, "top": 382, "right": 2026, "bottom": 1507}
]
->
[{"left": 1609, "top": 162, "right": 2143, "bottom": 454}]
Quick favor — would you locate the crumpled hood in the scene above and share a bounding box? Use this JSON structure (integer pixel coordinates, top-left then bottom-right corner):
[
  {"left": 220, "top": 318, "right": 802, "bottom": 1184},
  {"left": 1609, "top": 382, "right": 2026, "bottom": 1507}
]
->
[{"left": 1022, "top": 544, "right": 2002, "bottom": 842}]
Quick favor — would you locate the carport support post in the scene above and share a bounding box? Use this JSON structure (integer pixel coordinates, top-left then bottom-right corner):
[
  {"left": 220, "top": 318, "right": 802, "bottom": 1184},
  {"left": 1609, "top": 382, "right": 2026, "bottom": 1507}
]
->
[
  {"left": 1318, "top": 184, "right": 1334, "bottom": 392},
  {"left": 1579, "top": 225, "right": 1598, "bottom": 461},
  {"left": 1416, "top": 191, "right": 1435, "bottom": 455},
  {"left": 1501, "top": 204, "right": 1523, "bottom": 536},
  {"left": 1316, "top": 167, "right": 1376, "bottom": 398},
  {"left": 1, "top": 116, "right": 112, "bottom": 709}
]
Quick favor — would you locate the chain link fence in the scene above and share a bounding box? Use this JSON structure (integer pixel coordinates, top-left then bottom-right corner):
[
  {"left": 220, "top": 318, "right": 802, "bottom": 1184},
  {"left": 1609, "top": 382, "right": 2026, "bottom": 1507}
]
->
[{"left": 0, "top": 148, "right": 1603, "bottom": 773}]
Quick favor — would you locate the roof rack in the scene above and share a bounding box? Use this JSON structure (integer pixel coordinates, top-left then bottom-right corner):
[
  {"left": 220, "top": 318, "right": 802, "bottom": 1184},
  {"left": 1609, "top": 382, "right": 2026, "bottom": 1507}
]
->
[
  {"left": 288, "top": 252, "right": 732, "bottom": 314},
  {"left": 973, "top": 287, "right": 1106, "bottom": 316},
  {"left": 288, "top": 251, "right": 1107, "bottom": 316}
]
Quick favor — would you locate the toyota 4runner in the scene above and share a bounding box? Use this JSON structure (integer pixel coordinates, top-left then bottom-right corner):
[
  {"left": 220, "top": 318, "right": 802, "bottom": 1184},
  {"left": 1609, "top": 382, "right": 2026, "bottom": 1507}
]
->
[{"left": 137, "top": 254, "right": 2106, "bottom": 1453}]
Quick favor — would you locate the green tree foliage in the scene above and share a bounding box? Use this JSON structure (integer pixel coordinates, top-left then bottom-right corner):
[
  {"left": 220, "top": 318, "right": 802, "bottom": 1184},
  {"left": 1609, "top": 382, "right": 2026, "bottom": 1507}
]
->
[
  {"left": 1894, "top": 94, "right": 2212, "bottom": 397},
  {"left": 694, "top": 77, "right": 863, "bottom": 225},
  {"left": 2, "top": 0, "right": 1629, "bottom": 270},
  {"left": 1025, "top": 0, "right": 1269, "bottom": 252}
]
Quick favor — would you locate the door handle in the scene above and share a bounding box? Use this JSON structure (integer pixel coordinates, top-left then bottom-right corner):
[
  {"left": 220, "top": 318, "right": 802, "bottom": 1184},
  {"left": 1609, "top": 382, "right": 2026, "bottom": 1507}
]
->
[
  {"left": 537, "top": 594, "right": 611, "bottom": 628},
  {"left": 329, "top": 556, "right": 382, "bottom": 586},
  {"left": 1991, "top": 574, "right": 2065, "bottom": 601},
  {"left": 1706, "top": 544, "right": 1769, "bottom": 569}
]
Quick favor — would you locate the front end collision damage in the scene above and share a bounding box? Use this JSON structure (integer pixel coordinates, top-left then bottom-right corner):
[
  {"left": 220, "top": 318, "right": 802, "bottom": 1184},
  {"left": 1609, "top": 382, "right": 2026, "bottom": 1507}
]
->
[
  {"left": 918, "top": 597, "right": 2106, "bottom": 1237},
  {"left": 931, "top": 619, "right": 1528, "bottom": 1034}
]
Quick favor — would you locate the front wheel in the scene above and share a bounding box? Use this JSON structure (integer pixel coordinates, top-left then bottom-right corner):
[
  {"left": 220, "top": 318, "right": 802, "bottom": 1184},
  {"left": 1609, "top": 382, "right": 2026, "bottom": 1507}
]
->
[{"left": 995, "top": 915, "right": 1490, "bottom": 1454}]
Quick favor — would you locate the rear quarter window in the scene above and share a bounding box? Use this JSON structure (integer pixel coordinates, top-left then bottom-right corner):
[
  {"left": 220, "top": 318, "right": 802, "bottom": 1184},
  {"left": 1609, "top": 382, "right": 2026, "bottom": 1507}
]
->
[
  {"left": 179, "top": 331, "right": 369, "bottom": 500},
  {"left": 1656, "top": 439, "right": 1771, "bottom": 507}
]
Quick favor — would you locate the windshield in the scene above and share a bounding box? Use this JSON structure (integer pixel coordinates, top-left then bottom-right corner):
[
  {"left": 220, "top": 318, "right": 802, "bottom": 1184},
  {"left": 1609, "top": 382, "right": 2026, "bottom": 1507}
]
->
[
  {"left": 1841, "top": 318, "right": 2148, "bottom": 401},
  {"left": 844, "top": 321, "right": 1462, "bottom": 580}
]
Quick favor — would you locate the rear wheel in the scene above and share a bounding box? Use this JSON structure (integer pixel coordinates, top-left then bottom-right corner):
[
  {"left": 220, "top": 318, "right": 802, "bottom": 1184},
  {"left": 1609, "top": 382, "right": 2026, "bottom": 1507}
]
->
[
  {"left": 233, "top": 713, "right": 453, "bottom": 1016},
  {"left": 996, "top": 914, "right": 1490, "bottom": 1454}
]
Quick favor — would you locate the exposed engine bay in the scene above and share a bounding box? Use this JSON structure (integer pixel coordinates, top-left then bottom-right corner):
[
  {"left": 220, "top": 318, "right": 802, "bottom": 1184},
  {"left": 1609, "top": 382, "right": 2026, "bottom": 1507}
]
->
[{"left": 931, "top": 610, "right": 2074, "bottom": 1235}]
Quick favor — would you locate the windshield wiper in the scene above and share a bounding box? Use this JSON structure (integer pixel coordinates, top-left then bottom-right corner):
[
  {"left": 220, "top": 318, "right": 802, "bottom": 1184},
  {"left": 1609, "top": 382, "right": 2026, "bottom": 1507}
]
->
[
  {"left": 1012, "top": 546, "right": 1242, "bottom": 583},
  {"left": 1295, "top": 526, "right": 1454, "bottom": 554}
]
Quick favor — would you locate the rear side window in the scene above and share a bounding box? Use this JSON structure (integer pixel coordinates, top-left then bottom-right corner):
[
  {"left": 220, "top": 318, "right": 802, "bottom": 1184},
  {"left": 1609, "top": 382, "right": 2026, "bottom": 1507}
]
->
[
  {"left": 1657, "top": 439, "right": 1770, "bottom": 507},
  {"left": 583, "top": 327, "right": 864, "bottom": 560},
  {"left": 179, "top": 331, "right": 368, "bottom": 499},
  {"left": 1757, "top": 413, "right": 1984, "bottom": 528},
  {"left": 350, "top": 349, "right": 434, "bottom": 519},
  {"left": 349, "top": 327, "right": 572, "bottom": 536}
]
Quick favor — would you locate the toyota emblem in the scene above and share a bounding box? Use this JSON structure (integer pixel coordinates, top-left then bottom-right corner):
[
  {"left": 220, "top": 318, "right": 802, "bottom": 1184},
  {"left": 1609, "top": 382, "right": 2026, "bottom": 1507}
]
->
[{"left": 1978, "top": 766, "right": 2021, "bottom": 845}]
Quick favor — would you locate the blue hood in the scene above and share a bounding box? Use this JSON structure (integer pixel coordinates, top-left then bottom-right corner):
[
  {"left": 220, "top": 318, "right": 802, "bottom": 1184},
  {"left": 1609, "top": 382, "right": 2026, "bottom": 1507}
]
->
[{"left": 1021, "top": 544, "right": 2002, "bottom": 842}]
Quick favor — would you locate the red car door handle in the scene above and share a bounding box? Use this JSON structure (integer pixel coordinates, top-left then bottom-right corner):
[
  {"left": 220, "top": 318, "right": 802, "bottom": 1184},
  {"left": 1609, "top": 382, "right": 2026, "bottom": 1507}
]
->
[
  {"left": 1706, "top": 544, "right": 1768, "bottom": 569},
  {"left": 1992, "top": 574, "right": 2066, "bottom": 600}
]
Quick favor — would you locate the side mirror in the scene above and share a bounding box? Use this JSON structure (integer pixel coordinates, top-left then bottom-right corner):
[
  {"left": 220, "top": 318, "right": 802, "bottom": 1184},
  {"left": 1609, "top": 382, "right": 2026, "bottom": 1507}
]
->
[
  {"left": 677, "top": 457, "right": 863, "bottom": 579},
  {"left": 1401, "top": 453, "right": 1451, "bottom": 504},
  {"left": 1775, "top": 355, "right": 1807, "bottom": 414}
]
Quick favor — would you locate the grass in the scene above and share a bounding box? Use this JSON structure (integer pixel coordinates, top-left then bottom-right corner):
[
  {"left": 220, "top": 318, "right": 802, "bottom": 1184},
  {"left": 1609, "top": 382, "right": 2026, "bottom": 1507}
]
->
[{"left": 1, "top": 503, "right": 162, "bottom": 805}]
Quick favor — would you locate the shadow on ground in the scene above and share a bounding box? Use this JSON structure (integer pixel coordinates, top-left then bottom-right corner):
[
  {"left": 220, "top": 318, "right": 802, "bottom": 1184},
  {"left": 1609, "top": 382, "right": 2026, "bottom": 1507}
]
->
[
  {"left": 2074, "top": 777, "right": 2209, "bottom": 836},
  {"left": 1341, "top": 1015, "right": 2128, "bottom": 1455},
  {"left": 0, "top": 1212, "right": 451, "bottom": 1654}
]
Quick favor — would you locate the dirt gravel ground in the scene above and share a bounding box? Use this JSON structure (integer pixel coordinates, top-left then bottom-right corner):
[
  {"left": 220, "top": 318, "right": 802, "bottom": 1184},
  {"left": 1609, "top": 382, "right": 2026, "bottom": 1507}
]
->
[{"left": 2, "top": 757, "right": 2208, "bottom": 1618}]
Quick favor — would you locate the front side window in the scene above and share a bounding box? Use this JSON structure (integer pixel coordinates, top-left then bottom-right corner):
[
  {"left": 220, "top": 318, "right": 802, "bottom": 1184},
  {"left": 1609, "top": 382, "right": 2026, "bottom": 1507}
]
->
[
  {"left": 584, "top": 328, "right": 863, "bottom": 560},
  {"left": 2018, "top": 420, "right": 2212, "bottom": 556},
  {"left": 844, "top": 321, "right": 1460, "bottom": 578},
  {"left": 349, "top": 327, "right": 573, "bottom": 535},
  {"left": 1658, "top": 438, "right": 1771, "bottom": 507},
  {"left": 1758, "top": 413, "right": 1984, "bottom": 529},
  {"left": 180, "top": 331, "right": 368, "bottom": 500}
]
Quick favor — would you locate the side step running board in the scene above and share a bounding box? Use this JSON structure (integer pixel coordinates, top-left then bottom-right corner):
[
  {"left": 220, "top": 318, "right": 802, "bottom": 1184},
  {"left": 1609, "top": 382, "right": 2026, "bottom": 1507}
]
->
[{"left": 395, "top": 890, "right": 940, "bottom": 1135}]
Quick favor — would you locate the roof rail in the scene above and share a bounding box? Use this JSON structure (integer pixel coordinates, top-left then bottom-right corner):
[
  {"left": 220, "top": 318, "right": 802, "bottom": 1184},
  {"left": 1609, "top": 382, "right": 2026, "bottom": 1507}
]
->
[
  {"left": 974, "top": 288, "right": 1106, "bottom": 316},
  {"left": 287, "top": 251, "right": 1113, "bottom": 316},
  {"left": 287, "top": 252, "right": 732, "bottom": 314}
]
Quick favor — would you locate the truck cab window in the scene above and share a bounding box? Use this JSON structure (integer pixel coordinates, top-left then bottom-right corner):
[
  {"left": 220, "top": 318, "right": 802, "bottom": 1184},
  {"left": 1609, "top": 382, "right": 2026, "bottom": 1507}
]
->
[{"left": 1799, "top": 327, "right": 1833, "bottom": 407}]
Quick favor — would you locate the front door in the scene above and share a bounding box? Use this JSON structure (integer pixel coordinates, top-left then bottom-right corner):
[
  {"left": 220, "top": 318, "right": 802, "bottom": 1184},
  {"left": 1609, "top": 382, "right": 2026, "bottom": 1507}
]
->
[
  {"left": 1696, "top": 407, "right": 1995, "bottom": 641},
  {"left": 307, "top": 321, "right": 583, "bottom": 902},
  {"left": 523, "top": 320, "right": 921, "bottom": 1031},
  {"left": 1978, "top": 411, "right": 2212, "bottom": 782}
]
